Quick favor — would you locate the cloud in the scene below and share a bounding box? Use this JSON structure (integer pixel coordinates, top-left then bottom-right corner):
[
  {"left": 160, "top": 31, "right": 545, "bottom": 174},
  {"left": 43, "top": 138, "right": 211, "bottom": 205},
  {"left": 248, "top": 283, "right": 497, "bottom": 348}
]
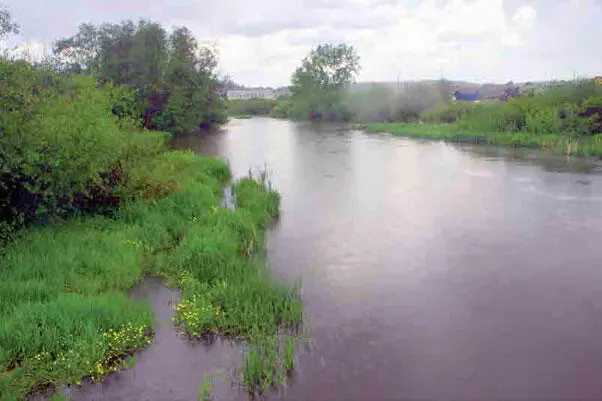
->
[{"left": 3, "top": 0, "right": 602, "bottom": 86}]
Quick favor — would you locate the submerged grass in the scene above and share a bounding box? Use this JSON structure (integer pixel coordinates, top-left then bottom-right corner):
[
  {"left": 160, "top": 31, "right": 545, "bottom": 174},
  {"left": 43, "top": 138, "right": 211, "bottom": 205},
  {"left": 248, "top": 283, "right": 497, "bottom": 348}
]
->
[
  {"left": 241, "top": 334, "right": 298, "bottom": 397},
  {"left": 0, "top": 149, "right": 302, "bottom": 399},
  {"left": 366, "top": 122, "right": 602, "bottom": 157},
  {"left": 198, "top": 375, "right": 213, "bottom": 401}
]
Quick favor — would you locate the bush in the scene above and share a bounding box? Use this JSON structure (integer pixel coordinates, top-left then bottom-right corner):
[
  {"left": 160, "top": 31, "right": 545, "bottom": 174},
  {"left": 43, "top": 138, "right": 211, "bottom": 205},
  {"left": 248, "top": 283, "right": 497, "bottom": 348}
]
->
[
  {"left": 425, "top": 79, "right": 602, "bottom": 136},
  {"left": 270, "top": 99, "right": 293, "bottom": 119},
  {"left": 227, "top": 98, "right": 276, "bottom": 117},
  {"left": 0, "top": 60, "right": 166, "bottom": 238}
]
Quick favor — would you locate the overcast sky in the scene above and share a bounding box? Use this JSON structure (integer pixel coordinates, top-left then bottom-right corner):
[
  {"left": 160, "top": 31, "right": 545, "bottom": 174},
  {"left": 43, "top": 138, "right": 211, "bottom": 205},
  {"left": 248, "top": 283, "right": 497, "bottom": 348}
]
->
[{"left": 2, "top": 0, "right": 601, "bottom": 86}]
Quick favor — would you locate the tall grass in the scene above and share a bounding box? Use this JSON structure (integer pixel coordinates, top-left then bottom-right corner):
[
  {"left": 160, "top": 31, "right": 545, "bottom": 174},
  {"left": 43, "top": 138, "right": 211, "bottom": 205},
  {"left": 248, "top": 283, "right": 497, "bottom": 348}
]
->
[
  {"left": 0, "top": 150, "right": 302, "bottom": 399},
  {"left": 241, "top": 335, "right": 298, "bottom": 396},
  {"left": 198, "top": 375, "right": 213, "bottom": 401},
  {"left": 366, "top": 122, "right": 602, "bottom": 157},
  {"left": 368, "top": 79, "right": 602, "bottom": 157}
]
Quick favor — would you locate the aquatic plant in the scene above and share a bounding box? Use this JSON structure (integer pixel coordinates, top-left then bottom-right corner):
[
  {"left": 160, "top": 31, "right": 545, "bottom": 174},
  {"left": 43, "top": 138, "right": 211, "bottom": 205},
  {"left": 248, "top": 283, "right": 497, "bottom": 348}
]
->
[{"left": 0, "top": 151, "right": 302, "bottom": 399}]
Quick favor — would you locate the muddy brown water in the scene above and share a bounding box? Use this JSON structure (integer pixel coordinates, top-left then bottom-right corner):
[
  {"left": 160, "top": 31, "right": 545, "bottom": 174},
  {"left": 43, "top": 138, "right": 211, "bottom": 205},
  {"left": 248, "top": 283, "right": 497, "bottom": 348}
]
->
[{"left": 74, "top": 118, "right": 602, "bottom": 400}]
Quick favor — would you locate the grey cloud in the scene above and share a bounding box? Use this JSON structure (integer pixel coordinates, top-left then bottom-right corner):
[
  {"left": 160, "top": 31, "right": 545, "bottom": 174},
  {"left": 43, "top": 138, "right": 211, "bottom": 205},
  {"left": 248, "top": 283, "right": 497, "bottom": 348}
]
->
[{"left": 3, "top": 0, "right": 602, "bottom": 86}]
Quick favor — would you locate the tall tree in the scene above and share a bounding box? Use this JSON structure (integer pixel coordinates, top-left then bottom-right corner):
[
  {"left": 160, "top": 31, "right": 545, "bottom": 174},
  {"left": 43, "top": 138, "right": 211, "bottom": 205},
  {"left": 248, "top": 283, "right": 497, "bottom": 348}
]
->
[
  {"left": 52, "top": 20, "right": 225, "bottom": 132},
  {"left": 0, "top": 5, "right": 19, "bottom": 39},
  {"left": 289, "top": 43, "right": 360, "bottom": 121},
  {"left": 292, "top": 43, "right": 360, "bottom": 94}
]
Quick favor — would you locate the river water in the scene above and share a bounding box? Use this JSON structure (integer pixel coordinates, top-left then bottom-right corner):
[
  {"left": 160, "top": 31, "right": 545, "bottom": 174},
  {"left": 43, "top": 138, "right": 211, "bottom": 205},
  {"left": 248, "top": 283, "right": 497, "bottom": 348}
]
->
[
  {"left": 174, "top": 118, "right": 602, "bottom": 401},
  {"left": 71, "top": 117, "right": 602, "bottom": 400}
]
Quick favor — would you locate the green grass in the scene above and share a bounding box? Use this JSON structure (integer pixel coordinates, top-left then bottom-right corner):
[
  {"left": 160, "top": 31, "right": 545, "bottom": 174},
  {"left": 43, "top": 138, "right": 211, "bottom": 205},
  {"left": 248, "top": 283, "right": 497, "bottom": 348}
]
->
[
  {"left": 366, "top": 122, "right": 602, "bottom": 157},
  {"left": 241, "top": 335, "right": 297, "bottom": 397},
  {"left": 198, "top": 375, "right": 213, "bottom": 401},
  {"left": 0, "top": 150, "right": 302, "bottom": 399}
]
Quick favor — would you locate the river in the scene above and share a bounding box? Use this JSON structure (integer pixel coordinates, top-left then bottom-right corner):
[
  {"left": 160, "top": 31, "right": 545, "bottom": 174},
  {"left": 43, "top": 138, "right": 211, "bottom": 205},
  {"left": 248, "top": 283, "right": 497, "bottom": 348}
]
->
[
  {"left": 177, "top": 117, "right": 602, "bottom": 400},
  {"left": 73, "top": 117, "right": 602, "bottom": 400}
]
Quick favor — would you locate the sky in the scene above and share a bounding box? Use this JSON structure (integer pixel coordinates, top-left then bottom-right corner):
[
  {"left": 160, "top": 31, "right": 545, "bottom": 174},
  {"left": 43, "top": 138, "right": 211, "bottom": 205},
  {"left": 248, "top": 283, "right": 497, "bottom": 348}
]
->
[{"left": 2, "top": 0, "right": 601, "bottom": 87}]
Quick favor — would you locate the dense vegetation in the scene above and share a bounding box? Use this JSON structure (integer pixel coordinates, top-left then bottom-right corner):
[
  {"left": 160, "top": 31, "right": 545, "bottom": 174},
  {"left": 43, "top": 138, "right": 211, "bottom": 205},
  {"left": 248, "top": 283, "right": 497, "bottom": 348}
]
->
[
  {"left": 270, "top": 43, "right": 454, "bottom": 123},
  {"left": 0, "top": 148, "right": 302, "bottom": 399},
  {"left": 0, "top": 59, "right": 160, "bottom": 241},
  {"left": 1, "top": 8, "right": 301, "bottom": 400},
  {"left": 227, "top": 98, "right": 276, "bottom": 118},
  {"left": 368, "top": 79, "right": 602, "bottom": 156},
  {"left": 272, "top": 43, "right": 360, "bottom": 121},
  {"left": 41, "top": 20, "right": 227, "bottom": 132}
]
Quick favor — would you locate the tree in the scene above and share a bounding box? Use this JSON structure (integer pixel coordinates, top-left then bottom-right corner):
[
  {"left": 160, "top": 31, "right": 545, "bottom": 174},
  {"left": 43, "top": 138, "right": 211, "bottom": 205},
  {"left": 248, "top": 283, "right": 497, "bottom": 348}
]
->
[
  {"left": 292, "top": 43, "right": 360, "bottom": 94},
  {"left": 0, "top": 5, "right": 19, "bottom": 40},
  {"left": 289, "top": 43, "right": 360, "bottom": 121},
  {"left": 52, "top": 20, "right": 226, "bottom": 132}
]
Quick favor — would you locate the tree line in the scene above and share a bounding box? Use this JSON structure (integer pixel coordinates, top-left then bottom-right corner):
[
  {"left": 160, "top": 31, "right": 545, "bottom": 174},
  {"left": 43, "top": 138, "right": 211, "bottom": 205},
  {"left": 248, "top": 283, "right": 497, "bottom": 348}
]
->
[
  {"left": 267, "top": 41, "right": 601, "bottom": 137},
  {"left": 43, "top": 20, "right": 227, "bottom": 132},
  {"left": 0, "top": 6, "right": 227, "bottom": 240}
]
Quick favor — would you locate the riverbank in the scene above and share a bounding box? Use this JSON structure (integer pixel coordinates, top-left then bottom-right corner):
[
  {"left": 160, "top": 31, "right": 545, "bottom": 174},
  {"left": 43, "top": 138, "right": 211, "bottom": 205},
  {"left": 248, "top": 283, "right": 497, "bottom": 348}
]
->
[
  {"left": 366, "top": 123, "right": 602, "bottom": 157},
  {"left": 0, "top": 150, "right": 302, "bottom": 400}
]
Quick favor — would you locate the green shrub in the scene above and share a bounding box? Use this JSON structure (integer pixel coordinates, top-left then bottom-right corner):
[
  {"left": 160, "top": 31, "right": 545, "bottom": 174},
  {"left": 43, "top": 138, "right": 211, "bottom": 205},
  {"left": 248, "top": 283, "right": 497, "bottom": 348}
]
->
[
  {"left": 0, "top": 60, "right": 167, "bottom": 237},
  {"left": 270, "top": 99, "right": 293, "bottom": 119},
  {"left": 227, "top": 98, "right": 276, "bottom": 116}
]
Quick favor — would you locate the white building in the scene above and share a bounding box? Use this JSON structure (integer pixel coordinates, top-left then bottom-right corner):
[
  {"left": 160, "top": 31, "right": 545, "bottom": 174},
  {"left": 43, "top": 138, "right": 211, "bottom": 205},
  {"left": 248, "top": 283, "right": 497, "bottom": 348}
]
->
[{"left": 227, "top": 88, "right": 276, "bottom": 100}]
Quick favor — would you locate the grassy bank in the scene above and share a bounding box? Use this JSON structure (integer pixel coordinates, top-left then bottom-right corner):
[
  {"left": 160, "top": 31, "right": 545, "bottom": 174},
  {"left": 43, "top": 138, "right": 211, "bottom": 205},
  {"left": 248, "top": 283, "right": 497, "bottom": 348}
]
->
[
  {"left": 0, "top": 150, "right": 302, "bottom": 400},
  {"left": 367, "top": 79, "right": 602, "bottom": 156},
  {"left": 366, "top": 122, "right": 602, "bottom": 157}
]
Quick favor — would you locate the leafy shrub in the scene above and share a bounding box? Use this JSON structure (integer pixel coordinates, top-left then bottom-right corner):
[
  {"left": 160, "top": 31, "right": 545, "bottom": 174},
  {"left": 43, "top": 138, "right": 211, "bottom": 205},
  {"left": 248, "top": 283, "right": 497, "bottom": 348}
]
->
[
  {"left": 0, "top": 60, "right": 166, "bottom": 237},
  {"left": 270, "top": 99, "right": 294, "bottom": 119},
  {"left": 227, "top": 98, "right": 276, "bottom": 116}
]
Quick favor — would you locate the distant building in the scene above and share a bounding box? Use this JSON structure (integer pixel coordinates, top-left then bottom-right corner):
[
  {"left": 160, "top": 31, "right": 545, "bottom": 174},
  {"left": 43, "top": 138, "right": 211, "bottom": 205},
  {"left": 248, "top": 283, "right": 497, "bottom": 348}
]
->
[
  {"left": 226, "top": 88, "right": 276, "bottom": 100},
  {"left": 452, "top": 91, "right": 480, "bottom": 102}
]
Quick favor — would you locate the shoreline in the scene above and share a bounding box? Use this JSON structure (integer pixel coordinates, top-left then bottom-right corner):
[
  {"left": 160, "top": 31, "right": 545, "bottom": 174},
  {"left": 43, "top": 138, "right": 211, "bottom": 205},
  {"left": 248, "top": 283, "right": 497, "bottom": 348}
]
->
[
  {"left": 365, "top": 122, "right": 602, "bottom": 158},
  {"left": 0, "top": 150, "right": 302, "bottom": 400}
]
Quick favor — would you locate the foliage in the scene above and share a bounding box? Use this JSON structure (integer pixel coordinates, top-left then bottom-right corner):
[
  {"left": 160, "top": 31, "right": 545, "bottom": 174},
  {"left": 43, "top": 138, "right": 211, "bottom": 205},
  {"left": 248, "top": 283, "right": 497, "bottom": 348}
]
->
[
  {"left": 420, "top": 79, "right": 602, "bottom": 138},
  {"left": 287, "top": 43, "right": 360, "bottom": 121},
  {"left": 242, "top": 336, "right": 297, "bottom": 395},
  {"left": 421, "top": 101, "right": 478, "bottom": 124},
  {"left": 198, "top": 375, "right": 213, "bottom": 401},
  {"left": 0, "top": 59, "right": 167, "bottom": 239},
  {"left": 51, "top": 20, "right": 226, "bottom": 133},
  {"left": 366, "top": 122, "right": 602, "bottom": 157},
  {"left": 0, "top": 4, "right": 19, "bottom": 39},
  {"left": 292, "top": 43, "right": 360, "bottom": 92},
  {"left": 227, "top": 98, "right": 276, "bottom": 117},
  {"left": 0, "top": 149, "right": 302, "bottom": 399},
  {"left": 270, "top": 98, "right": 294, "bottom": 119}
]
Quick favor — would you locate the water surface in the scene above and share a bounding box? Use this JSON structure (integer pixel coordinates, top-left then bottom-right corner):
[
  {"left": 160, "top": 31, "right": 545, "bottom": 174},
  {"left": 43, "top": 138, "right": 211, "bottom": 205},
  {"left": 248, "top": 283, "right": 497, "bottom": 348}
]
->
[
  {"left": 173, "top": 118, "right": 602, "bottom": 400},
  {"left": 68, "top": 277, "right": 244, "bottom": 401}
]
